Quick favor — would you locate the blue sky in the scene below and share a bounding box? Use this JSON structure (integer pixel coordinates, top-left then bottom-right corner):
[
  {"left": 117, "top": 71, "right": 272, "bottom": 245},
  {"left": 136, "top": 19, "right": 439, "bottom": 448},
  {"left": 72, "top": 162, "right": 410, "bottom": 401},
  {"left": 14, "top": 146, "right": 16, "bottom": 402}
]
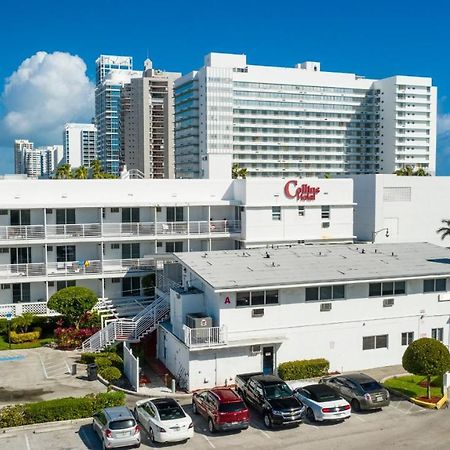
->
[{"left": 1, "top": 0, "right": 449, "bottom": 174}]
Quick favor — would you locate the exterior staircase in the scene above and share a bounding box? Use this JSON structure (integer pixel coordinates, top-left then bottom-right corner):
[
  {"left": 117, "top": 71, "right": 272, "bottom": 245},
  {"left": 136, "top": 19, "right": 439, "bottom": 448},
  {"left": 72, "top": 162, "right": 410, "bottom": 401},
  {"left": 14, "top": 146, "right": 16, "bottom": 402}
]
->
[{"left": 82, "top": 293, "right": 170, "bottom": 352}]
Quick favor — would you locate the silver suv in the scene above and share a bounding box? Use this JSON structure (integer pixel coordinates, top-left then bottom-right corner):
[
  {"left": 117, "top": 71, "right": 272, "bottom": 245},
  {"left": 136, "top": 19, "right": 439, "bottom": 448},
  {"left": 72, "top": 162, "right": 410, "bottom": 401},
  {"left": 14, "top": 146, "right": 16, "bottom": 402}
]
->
[{"left": 92, "top": 406, "right": 141, "bottom": 449}]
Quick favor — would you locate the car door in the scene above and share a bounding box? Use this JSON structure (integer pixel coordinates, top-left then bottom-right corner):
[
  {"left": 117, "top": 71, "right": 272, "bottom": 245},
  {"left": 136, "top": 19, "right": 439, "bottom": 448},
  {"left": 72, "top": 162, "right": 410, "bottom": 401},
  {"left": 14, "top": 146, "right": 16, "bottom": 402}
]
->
[
  {"left": 145, "top": 402, "right": 158, "bottom": 433},
  {"left": 196, "top": 392, "right": 209, "bottom": 418},
  {"left": 296, "top": 388, "right": 312, "bottom": 409},
  {"left": 246, "top": 379, "right": 259, "bottom": 408},
  {"left": 337, "top": 378, "right": 355, "bottom": 401},
  {"left": 93, "top": 411, "right": 107, "bottom": 437},
  {"left": 205, "top": 393, "right": 217, "bottom": 421}
]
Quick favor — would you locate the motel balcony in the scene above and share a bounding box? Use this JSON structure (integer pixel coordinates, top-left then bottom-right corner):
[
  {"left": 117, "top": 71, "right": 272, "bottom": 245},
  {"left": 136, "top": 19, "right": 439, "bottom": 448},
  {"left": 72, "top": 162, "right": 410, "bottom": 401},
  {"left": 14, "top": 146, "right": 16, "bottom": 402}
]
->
[
  {"left": 182, "top": 324, "right": 228, "bottom": 348},
  {"left": 0, "top": 220, "right": 241, "bottom": 243},
  {"left": 0, "top": 301, "right": 58, "bottom": 318},
  {"left": 0, "top": 257, "right": 155, "bottom": 280}
]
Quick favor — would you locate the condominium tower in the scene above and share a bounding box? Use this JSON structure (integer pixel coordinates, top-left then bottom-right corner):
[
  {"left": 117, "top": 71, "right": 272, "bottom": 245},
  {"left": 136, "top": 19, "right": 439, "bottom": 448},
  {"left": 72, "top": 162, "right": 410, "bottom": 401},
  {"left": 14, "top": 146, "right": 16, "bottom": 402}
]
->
[
  {"left": 174, "top": 53, "right": 436, "bottom": 179},
  {"left": 95, "top": 55, "right": 142, "bottom": 175},
  {"left": 63, "top": 123, "right": 97, "bottom": 168},
  {"left": 14, "top": 140, "right": 63, "bottom": 178},
  {"left": 121, "top": 59, "right": 181, "bottom": 178}
]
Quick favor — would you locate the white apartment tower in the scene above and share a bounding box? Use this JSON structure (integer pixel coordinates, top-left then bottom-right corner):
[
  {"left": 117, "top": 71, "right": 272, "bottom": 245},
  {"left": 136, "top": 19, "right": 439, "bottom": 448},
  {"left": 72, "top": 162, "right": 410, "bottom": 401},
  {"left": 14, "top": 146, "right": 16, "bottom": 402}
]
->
[
  {"left": 121, "top": 60, "right": 181, "bottom": 178},
  {"left": 63, "top": 123, "right": 98, "bottom": 168},
  {"left": 14, "top": 140, "right": 63, "bottom": 178},
  {"left": 14, "top": 139, "right": 34, "bottom": 175},
  {"left": 174, "top": 53, "right": 436, "bottom": 179}
]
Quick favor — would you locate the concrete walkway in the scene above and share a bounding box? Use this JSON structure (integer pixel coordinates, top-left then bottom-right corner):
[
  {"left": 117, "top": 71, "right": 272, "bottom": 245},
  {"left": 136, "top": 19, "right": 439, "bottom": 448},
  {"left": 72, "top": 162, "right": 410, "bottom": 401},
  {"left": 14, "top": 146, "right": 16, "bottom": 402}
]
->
[{"left": 360, "top": 364, "right": 406, "bottom": 381}]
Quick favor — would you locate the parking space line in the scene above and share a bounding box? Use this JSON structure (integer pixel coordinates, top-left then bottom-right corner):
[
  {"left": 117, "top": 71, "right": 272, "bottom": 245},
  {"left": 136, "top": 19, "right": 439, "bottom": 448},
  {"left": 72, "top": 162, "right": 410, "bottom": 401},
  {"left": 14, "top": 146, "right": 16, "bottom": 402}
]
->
[
  {"left": 37, "top": 353, "right": 49, "bottom": 379},
  {"left": 354, "top": 415, "right": 366, "bottom": 422},
  {"left": 24, "top": 434, "right": 31, "bottom": 450},
  {"left": 202, "top": 435, "right": 216, "bottom": 448},
  {"left": 258, "top": 429, "right": 271, "bottom": 439}
]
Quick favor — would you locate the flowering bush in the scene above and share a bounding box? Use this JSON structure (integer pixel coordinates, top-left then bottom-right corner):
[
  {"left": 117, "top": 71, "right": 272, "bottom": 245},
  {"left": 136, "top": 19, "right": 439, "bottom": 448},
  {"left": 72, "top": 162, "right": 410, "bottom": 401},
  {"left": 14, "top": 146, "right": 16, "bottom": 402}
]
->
[{"left": 54, "top": 326, "right": 99, "bottom": 349}]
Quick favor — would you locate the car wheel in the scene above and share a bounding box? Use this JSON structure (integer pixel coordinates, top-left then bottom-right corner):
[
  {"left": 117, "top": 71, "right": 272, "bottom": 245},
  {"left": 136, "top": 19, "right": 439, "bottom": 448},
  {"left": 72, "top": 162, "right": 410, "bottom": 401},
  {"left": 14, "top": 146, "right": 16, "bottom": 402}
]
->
[
  {"left": 208, "top": 418, "right": 216, "bottom": 433},
  {"left": 149, "top": 426, "right": 155, "bottom": 443},
  {"left": 306, "top": 407, "right": 316, "bottom": 422},
  {"left": 263, "top": 413, "right": 272, "bottom": 429},
  {"left": 192, "top": 401, "right": 198, "bottom": 414},
  {"left": 351, "top": 399, "right": 361, "bottom": 412}
]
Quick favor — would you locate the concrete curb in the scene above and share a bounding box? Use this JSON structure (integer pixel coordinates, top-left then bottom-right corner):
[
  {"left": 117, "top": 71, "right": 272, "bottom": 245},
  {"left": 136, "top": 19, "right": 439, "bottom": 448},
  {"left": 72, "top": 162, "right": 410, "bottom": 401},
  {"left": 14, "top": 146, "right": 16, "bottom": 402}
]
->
[
  {"left": 98, "top": 374, "right": 192, "bottom": 400},
  {"left": 0, "top": 417, "right": 92, "bottom": 434}
]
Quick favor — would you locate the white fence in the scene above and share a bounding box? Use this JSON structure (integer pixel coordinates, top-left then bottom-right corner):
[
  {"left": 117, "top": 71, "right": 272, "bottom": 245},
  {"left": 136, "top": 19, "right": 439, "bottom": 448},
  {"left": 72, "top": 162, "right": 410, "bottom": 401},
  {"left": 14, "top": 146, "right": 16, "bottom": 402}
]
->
[
  {"left": 123, "top": 342, "right": 140, "bottom": 392},
  {"left": 0, "top": 302, "right": 58, "bottom": 318}
]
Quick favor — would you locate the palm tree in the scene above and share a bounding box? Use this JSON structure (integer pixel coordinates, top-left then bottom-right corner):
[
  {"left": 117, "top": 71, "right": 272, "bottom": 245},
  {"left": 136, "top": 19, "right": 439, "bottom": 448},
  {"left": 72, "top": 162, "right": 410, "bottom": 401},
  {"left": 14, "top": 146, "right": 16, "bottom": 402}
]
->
[
  {"left": 55, "top": 164, "right": 72, "bottom": 179},
  {"left": 414, "top": 167, "right": 429, "bottom": 176},
  {"left": 91, "top": 159, "right": 102, "bottom": 179},
  {"left": 395, "top": 165, "right": 415, "bottom": 176},
  {"left": 231, "top": 163, "right": 248, "bottom": 179},
  {"left": 437, "top": 220, "right": 450, "bottom": 240},
  {"left": 74, "top": 166, "right": 88, "bottom": 179}
]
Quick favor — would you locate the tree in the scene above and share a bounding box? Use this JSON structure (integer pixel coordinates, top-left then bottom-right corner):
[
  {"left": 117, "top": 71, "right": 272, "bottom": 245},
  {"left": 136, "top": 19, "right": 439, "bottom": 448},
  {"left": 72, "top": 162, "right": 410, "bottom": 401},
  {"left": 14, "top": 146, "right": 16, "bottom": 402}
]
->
[
  {"left": 48, "top": 286, "right": 98, "bottom": 329},
  {"left": 437, "top": 219, "right": 450, "bottom": 241},
  {"left": 395, "top": 165, "right": 429, "bottom": 176},
  {"left": 74, "top": 166, "right": 88, "bottom": 179},
  {"left": 55, "top": 164, "right": 73, "bottom": 179},
  {"left": 91, "top": 159, "right": 103, "bottom": 179},
  {"left": 11, "top": 312, "right": 35, "bottom": 333},
  {"left": 231, "top": 163, "right": 248, "bottom": 179},
  {"left": 402, "top": 338, "right": 450, "bottom": 398}
]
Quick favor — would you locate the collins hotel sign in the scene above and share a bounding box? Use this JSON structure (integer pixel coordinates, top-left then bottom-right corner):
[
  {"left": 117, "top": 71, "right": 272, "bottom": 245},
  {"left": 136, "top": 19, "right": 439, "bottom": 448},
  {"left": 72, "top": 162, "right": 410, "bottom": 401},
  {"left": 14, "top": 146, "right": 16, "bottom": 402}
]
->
[{"left": 284, "top": 180, "right": 320, "bottom": 201}]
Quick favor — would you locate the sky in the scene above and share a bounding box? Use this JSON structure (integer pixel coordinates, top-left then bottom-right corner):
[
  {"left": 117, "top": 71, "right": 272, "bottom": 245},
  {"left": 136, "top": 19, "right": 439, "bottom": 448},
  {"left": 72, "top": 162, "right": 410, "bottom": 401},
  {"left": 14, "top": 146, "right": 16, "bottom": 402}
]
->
[{"left": 1, "top": 0, "right": 450, "bottom": 174}]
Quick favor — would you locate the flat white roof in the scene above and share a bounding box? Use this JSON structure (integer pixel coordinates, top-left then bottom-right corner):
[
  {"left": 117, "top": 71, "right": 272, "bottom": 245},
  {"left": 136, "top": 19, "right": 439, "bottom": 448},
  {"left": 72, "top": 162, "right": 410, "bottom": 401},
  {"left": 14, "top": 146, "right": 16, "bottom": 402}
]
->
[{"left": 175, "top": 242, "right": 450, "bottom": 291}]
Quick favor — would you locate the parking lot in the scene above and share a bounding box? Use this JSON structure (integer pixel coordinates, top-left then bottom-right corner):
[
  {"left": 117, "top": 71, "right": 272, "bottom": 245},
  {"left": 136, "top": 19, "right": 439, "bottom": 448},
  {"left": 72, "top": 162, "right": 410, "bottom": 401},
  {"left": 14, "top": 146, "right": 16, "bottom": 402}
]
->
[{"left": 2, "top": 394, "right": 450, "bottom": 450}]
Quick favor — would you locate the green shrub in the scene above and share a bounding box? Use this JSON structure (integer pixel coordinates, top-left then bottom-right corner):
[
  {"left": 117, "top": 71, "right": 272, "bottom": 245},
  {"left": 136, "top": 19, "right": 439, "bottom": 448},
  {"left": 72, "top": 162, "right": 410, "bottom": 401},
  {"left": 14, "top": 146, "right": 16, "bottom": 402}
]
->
[
  {"left": 107, "top": 353, "right": 123, "bottom": 370},
  {"left": 9, "top": 329, "right": 41, "bottom": 344},
  {"left": 80, "top": 351, "right": 123, "bottom": 369},
  {"left": 80, "top": 352, "right": 98, "bottom": 364},
  {"left": 278, "top": 358, "right": 330, "bottom": 381},
  {"left": 0, "top": 391, "right": 125, "bottom": 428},
  {"left": 95, "top": 356, "right": 112, "bottom": 369},
  {"left": 99, "top": 366, "right": 122, "bottom": 383}
]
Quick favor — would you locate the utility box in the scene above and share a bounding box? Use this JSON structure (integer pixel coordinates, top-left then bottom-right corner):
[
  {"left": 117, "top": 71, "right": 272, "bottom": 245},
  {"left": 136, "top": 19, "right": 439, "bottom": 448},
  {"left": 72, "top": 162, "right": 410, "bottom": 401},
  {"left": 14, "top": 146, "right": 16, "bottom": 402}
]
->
[
  {"left": 87, "top": 363, "right": 98, "bottom": 381},
  {"left": 186, "top": 313, "right": 212, "bottom": 329}
]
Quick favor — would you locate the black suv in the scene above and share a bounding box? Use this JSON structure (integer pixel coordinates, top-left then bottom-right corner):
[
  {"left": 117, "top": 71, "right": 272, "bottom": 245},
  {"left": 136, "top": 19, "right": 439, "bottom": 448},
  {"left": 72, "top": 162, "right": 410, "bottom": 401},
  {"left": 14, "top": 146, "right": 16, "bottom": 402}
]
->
[{"left": 321, "top": 373, "right": 390, "bottom": 411}]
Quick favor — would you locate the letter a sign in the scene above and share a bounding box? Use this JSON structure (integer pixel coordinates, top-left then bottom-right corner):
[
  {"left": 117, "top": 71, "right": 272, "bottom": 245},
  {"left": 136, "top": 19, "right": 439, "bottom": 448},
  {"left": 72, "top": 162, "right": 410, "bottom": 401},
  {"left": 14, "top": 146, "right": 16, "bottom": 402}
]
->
[{"left": 224, "top": 296, "right": 231, "bottom": 305}]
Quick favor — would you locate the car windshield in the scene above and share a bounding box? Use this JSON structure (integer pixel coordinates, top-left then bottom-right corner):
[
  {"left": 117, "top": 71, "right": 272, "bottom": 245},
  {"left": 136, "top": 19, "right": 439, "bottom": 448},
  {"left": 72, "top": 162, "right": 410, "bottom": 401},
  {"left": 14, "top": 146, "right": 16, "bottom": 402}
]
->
[
  {"left": 157, "top": 405, "right": 185, "bottom": 421},
  {"left": 264, "top": 383, "right": 293, "bottom": 399},
  {"left": 218, "top": 401, "right": 246, "bottom": 413},
  {"left": 360, "top": 381, "right": 382, "bottom": 392},
  {"left": 109, "top": 419, "right": 135, "bottom": 430}
]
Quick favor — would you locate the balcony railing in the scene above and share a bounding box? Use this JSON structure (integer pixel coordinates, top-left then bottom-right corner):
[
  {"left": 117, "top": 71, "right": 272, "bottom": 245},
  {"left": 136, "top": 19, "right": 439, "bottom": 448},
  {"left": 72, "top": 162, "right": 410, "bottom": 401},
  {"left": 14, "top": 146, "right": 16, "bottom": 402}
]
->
[
  {"left": 183, "top": 325, "right": 228, "bottom": 348},
  {"left": 0, "top": 302, "right": 58, "bottom": 318},
  {"left": 0, "top": 258, "right": 156, "bottom": 279},
  {"left": 0, "top": 220, "right": 241, "bottom": 242}
]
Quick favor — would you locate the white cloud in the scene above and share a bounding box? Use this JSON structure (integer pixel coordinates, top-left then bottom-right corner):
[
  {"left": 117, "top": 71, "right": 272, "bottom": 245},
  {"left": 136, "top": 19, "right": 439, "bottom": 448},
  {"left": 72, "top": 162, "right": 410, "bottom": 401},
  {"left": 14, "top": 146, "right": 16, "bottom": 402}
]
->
[
  {"left": 0, "top": 51, "right": 94, "bottom": 146},
  {"left": 438, "top": 113, "right": 450, "bottom": 136}
]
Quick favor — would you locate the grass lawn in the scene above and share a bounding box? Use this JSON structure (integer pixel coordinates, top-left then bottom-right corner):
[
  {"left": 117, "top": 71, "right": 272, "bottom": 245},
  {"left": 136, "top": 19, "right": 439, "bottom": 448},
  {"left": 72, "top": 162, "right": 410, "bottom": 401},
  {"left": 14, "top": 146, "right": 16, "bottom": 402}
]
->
[
  {"left": 0, "top": 334, "right": 54, "bottom": 351},
  {"left": 383, "top": 375, "right": 443, "bottom": 399}
]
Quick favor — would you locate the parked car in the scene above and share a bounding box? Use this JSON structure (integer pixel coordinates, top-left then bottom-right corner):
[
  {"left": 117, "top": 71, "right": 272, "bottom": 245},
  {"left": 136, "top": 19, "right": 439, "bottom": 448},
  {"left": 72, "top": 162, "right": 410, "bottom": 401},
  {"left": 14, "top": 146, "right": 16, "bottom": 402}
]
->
[
  {"left": 134, "top": 397, "right": 193, "bottom": 444},
  {"left": 192, "top": 387, "right": 249, "bottom": 433},
  {"left": 321, "top": 373, "right": 390, "bottom": 411},
  {"left": 92, "top": 406, "right": 141, "bottom": 449},
  {"left": 293, "top": 384, "right": 351, "bottom": 422},
  {"left": 235, "top": 372, "right": 305, "bottom": 428}
]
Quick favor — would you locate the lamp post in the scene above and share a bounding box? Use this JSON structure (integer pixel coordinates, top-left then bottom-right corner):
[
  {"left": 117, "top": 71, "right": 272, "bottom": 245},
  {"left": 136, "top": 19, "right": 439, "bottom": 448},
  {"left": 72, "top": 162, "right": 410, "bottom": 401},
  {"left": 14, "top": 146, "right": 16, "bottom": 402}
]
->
[{"left": 372, "top": 228, "right": 390, "bottom": 243}]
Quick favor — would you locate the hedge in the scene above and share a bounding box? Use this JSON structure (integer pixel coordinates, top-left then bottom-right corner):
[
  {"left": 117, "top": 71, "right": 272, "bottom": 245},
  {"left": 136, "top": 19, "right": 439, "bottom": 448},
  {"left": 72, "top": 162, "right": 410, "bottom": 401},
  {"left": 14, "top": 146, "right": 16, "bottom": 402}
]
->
[
  {"left": 80, "top": 351, "right": 123, "bottom": 370},
  {"left": 95, "top": 356, "right": 112, "bottom": 369},
  {"left": 278, "top": 358, "right": 330, "bottom": 380},
  {"left": 9, "top": 329, "right": 41, "bottom": 344},
  {"left": 0, "top": 391, "right": 125, "bottom": 428},
  {"left": 99, "top": 366, "right": 122, "bottom": 382}
]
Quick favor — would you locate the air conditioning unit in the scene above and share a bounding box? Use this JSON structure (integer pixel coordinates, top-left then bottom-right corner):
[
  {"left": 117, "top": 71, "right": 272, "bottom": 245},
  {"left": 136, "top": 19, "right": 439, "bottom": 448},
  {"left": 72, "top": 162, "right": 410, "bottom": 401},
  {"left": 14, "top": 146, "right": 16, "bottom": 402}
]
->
[
  {"left": 186, "top": 313, "right": 213, "bottom": 329},
  {"left": 250, "top": 345, "right": 261, "bottom": 354},
  {"left": 252, "top": 308, "right": 265, "bottom": 318},
  {"left": 383, "top": 298, "right": 394, "bottom": 307},
  {"left": 320, "top": 303, "right": 332, "bottom": 312}
]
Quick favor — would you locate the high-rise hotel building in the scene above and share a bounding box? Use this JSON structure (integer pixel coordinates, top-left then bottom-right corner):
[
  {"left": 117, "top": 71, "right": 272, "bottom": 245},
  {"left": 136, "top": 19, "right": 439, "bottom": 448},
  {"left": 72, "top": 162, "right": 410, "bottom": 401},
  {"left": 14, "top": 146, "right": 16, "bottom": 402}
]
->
[
  {"left": 174, "top": 53, "right": 436, "bottom": 179},
  {"left": 63, "top": 123, "right": 97, "bottom": 168}
]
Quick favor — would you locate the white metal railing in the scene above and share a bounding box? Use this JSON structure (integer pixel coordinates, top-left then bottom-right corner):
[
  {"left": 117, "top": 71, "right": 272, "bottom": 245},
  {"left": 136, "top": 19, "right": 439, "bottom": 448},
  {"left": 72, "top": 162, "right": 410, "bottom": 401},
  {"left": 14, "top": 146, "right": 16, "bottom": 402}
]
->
[
  {"left": 0, "top": 258, "right": 155, "bottom": 279},
  {"left": 0, "top": 302, "right": 58, "bottom": 318},
  {"left": 183, "top": 325, "right": 228, "bottom": 348},
  {"left": 0, "top": 220, "right": 241, "bottom": 242},
  {"left": 82, "top": 293, "right": 170, "bottom": 352},
  {"left": 46, "top": 223, "right": 102, "bottom": 239},
  {"left": 0, "top": 225, "right": 45, "bottom": 241}
]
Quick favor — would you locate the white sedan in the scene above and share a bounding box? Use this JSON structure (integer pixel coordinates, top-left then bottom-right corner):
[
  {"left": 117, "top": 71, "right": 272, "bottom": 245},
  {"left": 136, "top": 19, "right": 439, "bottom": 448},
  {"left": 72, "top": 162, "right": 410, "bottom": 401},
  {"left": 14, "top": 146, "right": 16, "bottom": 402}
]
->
[
  {"left": 294, "top": 384, "right": 351, "bottom": 422},
  {"left": 134, "top": 397, "right": 194, "bottom": 443}
]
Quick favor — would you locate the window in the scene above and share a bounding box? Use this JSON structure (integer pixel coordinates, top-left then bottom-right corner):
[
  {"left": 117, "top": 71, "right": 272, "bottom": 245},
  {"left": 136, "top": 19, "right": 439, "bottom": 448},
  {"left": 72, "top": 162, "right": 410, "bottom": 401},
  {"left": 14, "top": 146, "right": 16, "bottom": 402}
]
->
[
  {"left": 10, "top": 210, "right": 30, "bottom": 226},
  {"left": 123, "top": 277, "right": 141, "bottom": 296},
  {"left": 298, "top": 206, "right": 305, "bottom": 216},
  {"left": 322, "top": 222, "right": 330, "bottom": 229},
  {"left": 321, "top": 206, "right": 330, "bottom": 219},
  {"left": 432, "top": 328, "right": 444, "bottom": 342},
  {"left": 56, "top": 209, "right": 75, "bottom": 225},
  {"left": 369, "top": 281, "right": 406, "bottom": 297},
  {"left": 110, "top": 208, "right": 119, "bottom": 213},
  {"left": 122, "top": 243, "right": 140, "bottom": 259},
  {"left": 122, "top": 207, "right": 140, "bottom": 223},
  {"left": 167, "top": 207, "right": 184, "bottom": 222},
  {"left": 166, "top": 242, "right": 183, "bottom": 253},
  {"left": 236, "top": 290, "right": 279, "bottom": 307},
  {"left": 56, "top": 245, "right": 76, "bottom": 262},
  {"left": 272, "top": 206, "right": 281, "bottom": 221},
  {"left": 111, "top": 243, "right": 120, "bottom": 250},
  {"left": 424, "top": 279, "right": 447, "bottom": 293},
  {"left": 401, "top": 332, "right": 414, "bottom": 346},
  {"left": 305, "top": 285, "right": 345, "bottom": 301},
  {"left": 12, "top": 283, "right": 31, "bottom": 303},
  {"left": 57, "top": 280, "right": 76, "bottom": 291},
  {"left": 363, "top": 334, "right": 388, "bottom": 350}
]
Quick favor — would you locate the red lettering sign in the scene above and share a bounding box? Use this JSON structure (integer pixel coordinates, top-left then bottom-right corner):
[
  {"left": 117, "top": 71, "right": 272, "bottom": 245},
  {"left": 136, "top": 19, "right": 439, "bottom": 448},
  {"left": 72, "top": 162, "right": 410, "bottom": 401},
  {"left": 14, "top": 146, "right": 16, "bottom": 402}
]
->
[
  {"left": 284, "top": 180, "right": 320, "bottom": 201},
  {"left": 224, "top": 296, "right": 231, "bottom": 305}
]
